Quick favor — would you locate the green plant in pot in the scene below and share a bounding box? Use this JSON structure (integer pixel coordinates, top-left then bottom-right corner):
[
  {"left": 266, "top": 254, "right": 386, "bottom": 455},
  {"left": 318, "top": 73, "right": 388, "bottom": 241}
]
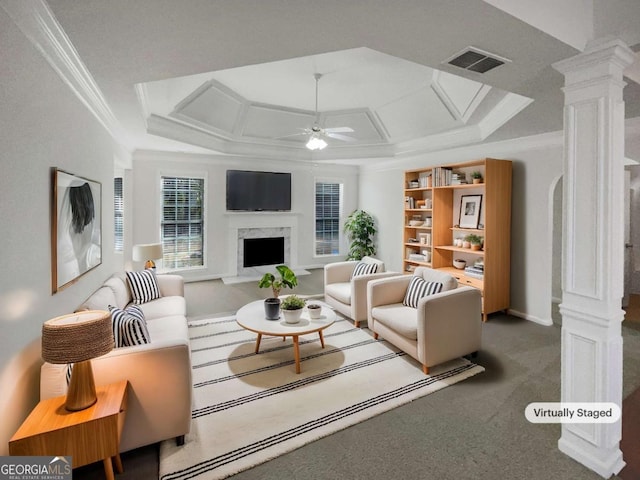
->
[
  {"left": 471, "top": 171, "right": 483, "bottom": 184},
  {"left": 280, "top": 294, "right": 306, "bottom": 324},
  {"left": 258, "top": 265, "right": 298, "bottom": 320},
  {"left": 344, "top": 209, "right": 377, "bottom": 260},
  {"left": 465, "top": 234, "right": 483, "bottom": 251}
]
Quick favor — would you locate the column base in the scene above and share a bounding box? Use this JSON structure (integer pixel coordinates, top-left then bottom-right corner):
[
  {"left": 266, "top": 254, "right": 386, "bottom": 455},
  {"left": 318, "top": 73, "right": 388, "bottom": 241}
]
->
[{"left": 559, "top": 433, "right": 625, "bottom": 478}]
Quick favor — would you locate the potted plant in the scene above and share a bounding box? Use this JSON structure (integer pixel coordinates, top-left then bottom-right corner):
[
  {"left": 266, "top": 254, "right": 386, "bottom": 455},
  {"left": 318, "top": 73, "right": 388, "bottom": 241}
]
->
[
  {"left": 307, "top": 303, "right": 322, "bottom": 319},
  {"left": 258, "top": 265, "right": 298, "bottom": 320},
  {"left": 344, "top": 209, "right": 377, "bottom": 260},
  {"left": 471, "top": 171, "right": 483, "bottom": 184},
  {"left": 280, "top": 294, "right": 306, "bottom": 324},
  {"left": 465, "top": 234, "right": 483, "bottom": 251}
]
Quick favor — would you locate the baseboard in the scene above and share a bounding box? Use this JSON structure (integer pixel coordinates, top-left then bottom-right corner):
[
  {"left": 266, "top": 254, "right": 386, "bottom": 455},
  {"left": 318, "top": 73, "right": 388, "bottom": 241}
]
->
[{"left": 508, "top": 309, "right": 553, "bottom": 326}]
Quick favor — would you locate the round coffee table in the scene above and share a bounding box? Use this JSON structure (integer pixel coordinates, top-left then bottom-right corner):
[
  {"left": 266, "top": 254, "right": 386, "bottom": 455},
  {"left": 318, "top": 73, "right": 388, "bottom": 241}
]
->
[{"left": 236, "top": 299, "right": 336, "bottom": 374}]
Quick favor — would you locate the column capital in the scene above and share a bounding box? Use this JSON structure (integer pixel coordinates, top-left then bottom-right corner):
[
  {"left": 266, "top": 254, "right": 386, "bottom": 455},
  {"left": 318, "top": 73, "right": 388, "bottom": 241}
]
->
[{"left": 553, "top": 38, "right": 635, "bottom": 84}]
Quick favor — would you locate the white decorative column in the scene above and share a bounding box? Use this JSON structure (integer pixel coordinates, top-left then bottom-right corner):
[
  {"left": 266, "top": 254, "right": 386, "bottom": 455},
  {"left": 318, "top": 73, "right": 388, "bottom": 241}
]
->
[{"left": 553, "top": 39, "right": 635, "bottom": 477}]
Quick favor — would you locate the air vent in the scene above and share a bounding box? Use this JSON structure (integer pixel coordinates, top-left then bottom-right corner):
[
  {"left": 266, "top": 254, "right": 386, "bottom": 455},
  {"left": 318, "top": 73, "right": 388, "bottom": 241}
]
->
[{"left": 445, "top": 47, "right": 510, "bottom": 74}]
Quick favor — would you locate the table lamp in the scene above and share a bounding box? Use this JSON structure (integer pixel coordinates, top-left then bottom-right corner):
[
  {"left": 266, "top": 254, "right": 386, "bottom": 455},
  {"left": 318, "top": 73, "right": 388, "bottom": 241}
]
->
[
  {"left": 133, "top": 243, "right": 163, "bottom": 269},
  {"left": 41, "top": 310, "right": 114, "bottom": 411}
]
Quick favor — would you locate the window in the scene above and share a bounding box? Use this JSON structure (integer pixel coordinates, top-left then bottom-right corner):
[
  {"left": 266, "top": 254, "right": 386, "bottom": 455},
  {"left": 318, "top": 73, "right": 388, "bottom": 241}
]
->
[
  {"left": 315, "top": 181, "right": 342, "bottom": 256},
  {"left": 161, "top": 176, "right": 204, "bottom": 269},
  {"left": 114, "top": 177, "right": 123, "bottom": 252}
]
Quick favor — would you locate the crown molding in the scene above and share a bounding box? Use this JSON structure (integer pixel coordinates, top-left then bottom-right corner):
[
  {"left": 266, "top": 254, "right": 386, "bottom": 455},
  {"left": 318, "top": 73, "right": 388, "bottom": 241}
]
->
[{"left": 1, "top": 0, "right": 131, "bottom": 153}]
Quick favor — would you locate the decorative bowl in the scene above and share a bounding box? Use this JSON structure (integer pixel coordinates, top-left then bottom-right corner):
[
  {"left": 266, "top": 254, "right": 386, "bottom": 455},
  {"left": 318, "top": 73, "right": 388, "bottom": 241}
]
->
[{"left": 453, "top": 259, "right": 466, "bottom": 270}]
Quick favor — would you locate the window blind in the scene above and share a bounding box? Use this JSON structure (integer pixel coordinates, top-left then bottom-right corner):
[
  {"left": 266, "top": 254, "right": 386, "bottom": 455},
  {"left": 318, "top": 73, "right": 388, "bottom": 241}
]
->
[
  {"left": 161, "top": 176, "right": 204, "bottom": 269},
  {"left": 315, "top": 182, "right": 341, "bottom": 255},
  {"left": 114, "top": 177, "right": 123, "bottom": 252}
]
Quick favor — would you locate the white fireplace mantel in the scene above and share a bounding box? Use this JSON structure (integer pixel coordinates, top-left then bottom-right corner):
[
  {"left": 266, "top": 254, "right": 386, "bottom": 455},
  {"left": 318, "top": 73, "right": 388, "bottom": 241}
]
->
[{"left": 226, "top": 212, "right": 300, "bottom": 276}]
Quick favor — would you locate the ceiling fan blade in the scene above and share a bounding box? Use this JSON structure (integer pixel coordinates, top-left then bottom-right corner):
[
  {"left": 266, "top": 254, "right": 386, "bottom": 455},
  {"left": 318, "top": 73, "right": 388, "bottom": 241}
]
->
[
  {"left": 324, "top": 126, "right": 354, "bottom": 133},
  {"left": 326, "top": 133, "right": 357, "bottom": 142}
]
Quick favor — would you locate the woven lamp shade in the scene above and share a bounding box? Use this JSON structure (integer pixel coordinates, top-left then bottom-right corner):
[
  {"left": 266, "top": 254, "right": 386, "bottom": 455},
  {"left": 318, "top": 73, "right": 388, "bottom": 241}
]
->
[
  {"left": 42, "top": 310, "right": 114, "bottom": 411},
  {"left": 41, "top": 310, "right": 114, "bottom": 364}
]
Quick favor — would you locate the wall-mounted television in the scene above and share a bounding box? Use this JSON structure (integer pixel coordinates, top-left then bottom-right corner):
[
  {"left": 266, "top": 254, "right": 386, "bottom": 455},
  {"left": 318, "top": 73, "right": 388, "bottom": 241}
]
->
[{"left": 226, "top": 170, "right": 291, "bottom": 212}]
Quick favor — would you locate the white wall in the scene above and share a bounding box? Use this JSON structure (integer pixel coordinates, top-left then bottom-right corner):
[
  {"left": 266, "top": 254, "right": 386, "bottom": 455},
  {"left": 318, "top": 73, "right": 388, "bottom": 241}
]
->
[
  {"left": 131, "top": 151, "right": 359, "bottom": 280},
  {"left": 0, "top": 10, "right": 122, "bottom": 454}
]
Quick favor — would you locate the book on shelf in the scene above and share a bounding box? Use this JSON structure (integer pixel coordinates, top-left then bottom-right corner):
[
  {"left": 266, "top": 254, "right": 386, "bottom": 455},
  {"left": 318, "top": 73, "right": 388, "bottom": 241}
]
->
[
  {"left": 404, "top": 196, "right": 416, "bottom": 209},
  {"left": 418, "top": 172, "right": 432, "bottom": 188},
  {"left": 450, "top": 171, "right": 468, "bottom": 185},
  {"left": 464, "top": 270, "right": 484, "bottom": 279},
  {"left": 432, "top": 167, "right": 453, "bottom": 186},
  {"left": 464, "top": 266, "right": 484, "bottom": 279},
  {"left": 465, "top": 265, "right": 484, "bottom": 273}
]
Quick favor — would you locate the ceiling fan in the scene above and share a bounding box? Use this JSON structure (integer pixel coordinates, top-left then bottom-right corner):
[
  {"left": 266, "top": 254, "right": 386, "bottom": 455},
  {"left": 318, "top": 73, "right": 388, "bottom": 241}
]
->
[{"left": 280, "top": 73, "right": 356, "bottom": 150}]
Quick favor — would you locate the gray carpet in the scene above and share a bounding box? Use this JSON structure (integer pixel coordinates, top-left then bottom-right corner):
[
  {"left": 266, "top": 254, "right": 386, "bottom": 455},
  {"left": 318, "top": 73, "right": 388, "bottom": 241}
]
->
[{"left": 74, "top": 269, "right": 640, "bottom": 480}]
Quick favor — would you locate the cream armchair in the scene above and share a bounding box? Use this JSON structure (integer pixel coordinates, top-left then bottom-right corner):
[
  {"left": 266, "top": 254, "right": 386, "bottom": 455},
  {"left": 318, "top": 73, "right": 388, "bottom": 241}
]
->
[
  {"left": 367, "top": 267, "right": 482, "bottom": 374},
  {"left": 324, "top": 256, "right": 399, "bottom": 327}
]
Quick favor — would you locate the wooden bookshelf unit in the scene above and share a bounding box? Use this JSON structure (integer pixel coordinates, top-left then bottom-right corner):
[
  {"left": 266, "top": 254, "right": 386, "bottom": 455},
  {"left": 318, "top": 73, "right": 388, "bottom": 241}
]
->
[{"left": 403, "top": 158, "right": 512, "bottom": 321}]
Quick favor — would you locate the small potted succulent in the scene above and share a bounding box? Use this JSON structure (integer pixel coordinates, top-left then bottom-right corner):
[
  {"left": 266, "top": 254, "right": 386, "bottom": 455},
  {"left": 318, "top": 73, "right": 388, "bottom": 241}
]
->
[
  {"left": 306, "top": 303, "right": 322, "bottom": 319},
  {"left": 471, "top": 171, "right": 483, "bottom": 184},
  {"left": 280, "top": 295, "right": 306, "bottom": 324},
  {"left": 465, "top": 234, "right": 483, "bottom": 251}
]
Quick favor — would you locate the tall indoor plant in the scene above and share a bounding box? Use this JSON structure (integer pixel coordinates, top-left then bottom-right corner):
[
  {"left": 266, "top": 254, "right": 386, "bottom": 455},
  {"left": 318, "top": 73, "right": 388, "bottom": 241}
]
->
[{"left": 344, "top": 209, "right": 377, "bottom": 260}]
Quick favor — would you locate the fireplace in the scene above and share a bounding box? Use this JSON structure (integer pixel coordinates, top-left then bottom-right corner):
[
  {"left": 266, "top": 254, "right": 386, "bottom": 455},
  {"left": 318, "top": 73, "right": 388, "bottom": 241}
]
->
[
  {"left": 243, "top": 237, "right": 284, "bottom": 267},
  {"left": 236, "top": 227, "right": 291, "bottom": 276}
]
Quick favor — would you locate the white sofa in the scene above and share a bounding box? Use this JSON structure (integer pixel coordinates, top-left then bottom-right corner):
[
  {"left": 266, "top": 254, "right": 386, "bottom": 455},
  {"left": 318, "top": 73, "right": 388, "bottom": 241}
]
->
[
  {"left": 40, "top": 272, "right": 192, "bottom": 453},
  {"left": 324, "top": 256, "right": 400, "bottom": 327},
  {"left": 367, "top": 267, "right": 482, "bottom": 374}
]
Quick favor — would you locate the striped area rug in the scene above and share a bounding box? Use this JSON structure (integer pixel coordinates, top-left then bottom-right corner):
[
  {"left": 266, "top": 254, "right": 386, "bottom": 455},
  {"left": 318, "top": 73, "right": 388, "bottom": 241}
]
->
[{"left": 159, "top": 311, "right": 484, "bottom": 480}]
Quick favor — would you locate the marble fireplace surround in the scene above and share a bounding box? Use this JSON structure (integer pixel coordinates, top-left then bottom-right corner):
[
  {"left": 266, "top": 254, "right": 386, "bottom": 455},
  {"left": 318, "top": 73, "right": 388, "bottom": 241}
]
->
[{"left": 226, "top": 213, "right": 299, "bottom": 277}]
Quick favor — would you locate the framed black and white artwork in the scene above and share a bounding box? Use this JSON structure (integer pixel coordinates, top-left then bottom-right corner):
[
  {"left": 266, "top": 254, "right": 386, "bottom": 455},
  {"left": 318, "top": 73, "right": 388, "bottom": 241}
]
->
[
  {"left": 459, "top": 194, "right": 482, "bottom": 229},
  {"left": 51, "top": 168, "right": 102, "bottom": 293}
]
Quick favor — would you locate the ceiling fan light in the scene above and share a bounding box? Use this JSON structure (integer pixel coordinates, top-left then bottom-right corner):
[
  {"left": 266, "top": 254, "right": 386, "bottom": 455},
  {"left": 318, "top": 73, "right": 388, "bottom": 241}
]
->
[{"left": 306, "top": 136, "right": 327, "bottom": 151}]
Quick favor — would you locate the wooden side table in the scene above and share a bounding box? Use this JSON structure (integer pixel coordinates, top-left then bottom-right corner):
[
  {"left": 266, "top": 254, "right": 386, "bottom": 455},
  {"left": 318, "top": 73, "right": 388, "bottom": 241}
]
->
[{"left": 9, "top": 380, "right": 128, "bottom": 480}]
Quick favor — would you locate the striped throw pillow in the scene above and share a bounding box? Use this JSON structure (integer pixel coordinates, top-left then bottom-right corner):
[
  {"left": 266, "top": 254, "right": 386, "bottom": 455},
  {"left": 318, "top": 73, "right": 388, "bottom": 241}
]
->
[
  {"left": 65, "top": 304, "right": 148, "bottom": 384},
  {"left": 351, "top": 261, "right": 378, "bottom": 278},
  {"left": 126, "top": 269, "right": 161, "bottom": 304},
  {"left": 402, "top": 276, "right": 443, "bottom": 308},
  {"left": 109, "top": 305, "right": 151, "bottom": 347}
]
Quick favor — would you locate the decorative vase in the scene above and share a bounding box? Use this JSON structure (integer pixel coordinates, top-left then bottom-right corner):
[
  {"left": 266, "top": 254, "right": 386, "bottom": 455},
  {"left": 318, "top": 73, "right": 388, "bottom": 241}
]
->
[
  {"left": 462, "top": 241, "right": 471, "bottom": 249},
  {"left": 282, "top": 308, "right": 303, "bottom": 324},
  {"left": 264, "top": 298, "right": 281, "bottom": 320}
]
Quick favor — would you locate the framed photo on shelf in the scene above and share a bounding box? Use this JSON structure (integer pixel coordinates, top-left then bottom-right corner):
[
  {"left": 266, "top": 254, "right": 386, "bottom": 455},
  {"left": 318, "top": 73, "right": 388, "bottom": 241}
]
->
[
  {"left": 417, "top": 232, "right": 432, "bottom": 246},
  {"left": 459, "top": 194, "right": 482, "bottom": 229}
]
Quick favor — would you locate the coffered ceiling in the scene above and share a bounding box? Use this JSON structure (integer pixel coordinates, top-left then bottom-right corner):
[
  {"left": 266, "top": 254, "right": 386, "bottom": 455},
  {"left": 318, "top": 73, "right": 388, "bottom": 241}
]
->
[
  {"left": 42, "top": 0, "right": 640, "bottom": 163},
  {"left": 138, "top": 47, "right": 531, "bottom": 159}
]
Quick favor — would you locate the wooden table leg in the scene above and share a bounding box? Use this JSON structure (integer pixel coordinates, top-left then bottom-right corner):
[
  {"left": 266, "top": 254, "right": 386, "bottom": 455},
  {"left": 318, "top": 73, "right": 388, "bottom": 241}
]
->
[
  {"left": 113, "top": 453, "right": 124, "bottom": 474},
  {"left": 318, "top": 330, "right": 325, "bottom": 348},
  {"left": 293, "top": 335, "right": 301, "bottom": 374},
  {"left": 255, "top": 333, "right": 262, "bottom": 353},
  {"left": 103, "top": 457, "right": 115, "bottom": 480}
]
